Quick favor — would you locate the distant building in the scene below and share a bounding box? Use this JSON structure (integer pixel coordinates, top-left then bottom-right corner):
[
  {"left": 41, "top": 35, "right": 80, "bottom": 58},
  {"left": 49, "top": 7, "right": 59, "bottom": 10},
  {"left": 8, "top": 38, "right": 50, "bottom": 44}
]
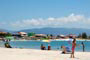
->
[
  {"left": 0, "top": 32, "right": 7, "bottom": 34},
  {"left": 12, "top": 33, "right": 21, "bottom": 39},
  {"left": 18, "top": 32, "right": 27, "bottom": 37},
  {"left": 59, "top": 35, "right": 65, "bottom": 38},
  {"left": 35, "top": 34, "right": 46, "bottom": 36},
  {"left": 12, "top": 32, "right": 28, "bottom": 40},
  {"left": 68, "top": 34, "right": 76, "bottom": 38},
  {"left": 0, "top": 32, "right": 7, "bottom": 38},
  {"left": 57, "top": 34, "right": 66, "bottom": 39},
  {"left": 35, "top": 34, "right": 47, "bottom": 39},
  {"left": 0, "top": 32, "right": 8, "bottom": 40}
]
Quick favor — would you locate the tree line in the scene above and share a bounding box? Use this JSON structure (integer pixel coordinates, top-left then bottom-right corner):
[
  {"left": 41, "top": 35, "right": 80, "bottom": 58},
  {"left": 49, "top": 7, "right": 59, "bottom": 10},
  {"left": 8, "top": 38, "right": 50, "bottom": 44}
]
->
[{"left": 77, "top": 32, "right": 90, "bottom": 39}]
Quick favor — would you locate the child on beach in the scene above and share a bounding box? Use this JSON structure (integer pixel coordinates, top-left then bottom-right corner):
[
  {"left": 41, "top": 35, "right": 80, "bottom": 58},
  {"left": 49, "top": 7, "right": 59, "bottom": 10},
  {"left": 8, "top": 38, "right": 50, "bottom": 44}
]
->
[{"left": 70, "top": 38, "right": 76, "bottom": 58}]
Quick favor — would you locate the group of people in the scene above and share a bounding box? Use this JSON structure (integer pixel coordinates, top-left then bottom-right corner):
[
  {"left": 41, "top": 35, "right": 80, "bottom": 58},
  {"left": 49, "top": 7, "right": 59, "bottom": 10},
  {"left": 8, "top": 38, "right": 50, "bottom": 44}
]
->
[
  {"left": 61, "top": 38, "right": 76, "bottom": 58},
  {"left": 4, "top": 38, "right": 85, "bottom": 58},
  {"left": 41, "top": 44, "right": 51, "bottom": 50},
  {"left": 61, "top": 38, "right": 85, "bottom": 58},
  {"left": 40, "top": 38, "right": 85, "bottom": 58}
]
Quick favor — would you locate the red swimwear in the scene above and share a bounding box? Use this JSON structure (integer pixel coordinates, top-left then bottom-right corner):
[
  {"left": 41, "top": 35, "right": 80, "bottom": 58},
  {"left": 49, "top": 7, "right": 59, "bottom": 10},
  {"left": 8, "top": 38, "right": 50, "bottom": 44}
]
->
[{"left": 72, "top": 46, "right": 75, "bottom": 52}]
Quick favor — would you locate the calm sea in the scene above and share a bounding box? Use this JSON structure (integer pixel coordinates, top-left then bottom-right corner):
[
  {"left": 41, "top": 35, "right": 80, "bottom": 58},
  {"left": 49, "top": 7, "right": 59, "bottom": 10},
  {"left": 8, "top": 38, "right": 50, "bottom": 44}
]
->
[{"left": 0, "top": 40, "right": 90, "bottom": 52}]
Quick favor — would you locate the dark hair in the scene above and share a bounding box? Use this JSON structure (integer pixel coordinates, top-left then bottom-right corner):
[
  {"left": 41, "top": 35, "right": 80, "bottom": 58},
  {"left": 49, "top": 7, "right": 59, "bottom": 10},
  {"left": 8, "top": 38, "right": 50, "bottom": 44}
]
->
[
  {"left": 73, "top": 38, "right": 76, "bottom": 43},
  {"left": 61, "top": 45, "right": 63, "bottom": 48}
]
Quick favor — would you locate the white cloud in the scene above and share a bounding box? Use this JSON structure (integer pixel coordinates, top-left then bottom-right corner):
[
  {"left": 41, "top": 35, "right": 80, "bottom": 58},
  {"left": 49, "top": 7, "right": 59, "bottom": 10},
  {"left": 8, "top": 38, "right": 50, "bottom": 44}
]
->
[{"left": 8, "top": 13, "right": 90, "bottom": 29}]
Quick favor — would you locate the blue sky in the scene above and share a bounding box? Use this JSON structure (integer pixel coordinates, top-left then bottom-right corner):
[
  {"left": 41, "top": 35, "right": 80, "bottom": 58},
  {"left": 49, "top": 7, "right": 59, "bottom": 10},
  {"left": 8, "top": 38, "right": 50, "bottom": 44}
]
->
[{"left": 0, "top": 0, "right": 90, "bottom": 31}]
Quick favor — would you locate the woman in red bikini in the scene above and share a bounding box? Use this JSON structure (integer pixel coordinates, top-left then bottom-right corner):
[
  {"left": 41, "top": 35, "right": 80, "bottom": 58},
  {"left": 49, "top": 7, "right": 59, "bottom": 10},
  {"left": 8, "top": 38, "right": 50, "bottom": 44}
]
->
[{"left": 70, "top": 38, "right": 76, "bottom": 58}]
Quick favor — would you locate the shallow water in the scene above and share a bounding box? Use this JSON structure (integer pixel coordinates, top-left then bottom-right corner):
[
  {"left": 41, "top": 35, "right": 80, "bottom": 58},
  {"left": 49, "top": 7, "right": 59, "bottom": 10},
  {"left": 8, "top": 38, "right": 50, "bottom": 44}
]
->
[{"left": 0, "top": 40, "right": 90, "bottom": 52}]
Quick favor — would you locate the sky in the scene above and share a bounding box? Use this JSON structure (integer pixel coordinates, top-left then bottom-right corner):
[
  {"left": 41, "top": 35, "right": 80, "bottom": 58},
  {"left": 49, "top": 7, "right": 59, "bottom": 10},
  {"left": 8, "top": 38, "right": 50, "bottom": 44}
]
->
[{"left": 0, "top": 0, "right": 90, "bottom": 31}]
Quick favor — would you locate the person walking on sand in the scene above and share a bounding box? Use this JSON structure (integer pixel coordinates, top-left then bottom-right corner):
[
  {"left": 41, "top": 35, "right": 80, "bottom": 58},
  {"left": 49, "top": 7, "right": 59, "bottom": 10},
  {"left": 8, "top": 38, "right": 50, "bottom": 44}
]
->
[{"left": 70, "top": 38, "right": 76, "bottom": 58}]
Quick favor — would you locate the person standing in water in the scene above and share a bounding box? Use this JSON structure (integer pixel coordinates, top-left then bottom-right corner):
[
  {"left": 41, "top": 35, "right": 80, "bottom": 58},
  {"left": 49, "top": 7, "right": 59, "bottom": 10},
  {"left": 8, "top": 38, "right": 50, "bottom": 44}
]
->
[
  {"left": 81, "top": 42, "right": 85, "bottom": 52},
  {"left": 48, "top": 44, "right": 51, "bottom": 50},
  {"left": 70, "top": 38, "right": 76, "bottom": 58}
]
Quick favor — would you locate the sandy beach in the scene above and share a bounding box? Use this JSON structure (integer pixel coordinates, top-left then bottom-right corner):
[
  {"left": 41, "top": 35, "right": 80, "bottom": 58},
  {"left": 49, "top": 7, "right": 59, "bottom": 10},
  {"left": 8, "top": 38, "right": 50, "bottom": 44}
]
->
[{"left": 0, "top": 48, "right": 89, "bottom": 60}]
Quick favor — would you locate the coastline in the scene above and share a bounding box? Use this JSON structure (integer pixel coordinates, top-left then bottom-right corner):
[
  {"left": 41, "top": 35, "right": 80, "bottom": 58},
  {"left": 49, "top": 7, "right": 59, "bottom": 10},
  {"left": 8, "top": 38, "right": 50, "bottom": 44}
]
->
[
  {"left": 10, "top": 38, "right": 90, "bottom": 41},
  {"left": 0, "top": 47, "right": 90, "bottom": 60}
]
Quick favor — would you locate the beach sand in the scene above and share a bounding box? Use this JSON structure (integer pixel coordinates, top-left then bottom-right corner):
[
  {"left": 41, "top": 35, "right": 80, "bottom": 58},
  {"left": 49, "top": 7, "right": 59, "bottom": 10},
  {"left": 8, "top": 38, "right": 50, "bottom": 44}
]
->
[{"left": 0, "top": 48, "right": 89, "bottom": 60}]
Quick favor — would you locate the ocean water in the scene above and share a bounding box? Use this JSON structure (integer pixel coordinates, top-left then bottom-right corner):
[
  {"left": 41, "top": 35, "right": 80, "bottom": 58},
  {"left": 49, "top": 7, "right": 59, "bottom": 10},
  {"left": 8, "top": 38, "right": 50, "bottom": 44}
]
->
[{"left": 0, "top": 40, "right": 90, "bottom": 52}]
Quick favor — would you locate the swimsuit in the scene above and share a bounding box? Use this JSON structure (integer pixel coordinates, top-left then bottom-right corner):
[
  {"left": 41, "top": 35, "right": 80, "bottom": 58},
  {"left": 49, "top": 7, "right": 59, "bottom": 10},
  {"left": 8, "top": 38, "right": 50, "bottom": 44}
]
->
[
  {"left": 72, "top": 43, "right": 76, "bottom": 52},
  {"left": 72, "top": 46, "right": 75, "bottom": 52}
]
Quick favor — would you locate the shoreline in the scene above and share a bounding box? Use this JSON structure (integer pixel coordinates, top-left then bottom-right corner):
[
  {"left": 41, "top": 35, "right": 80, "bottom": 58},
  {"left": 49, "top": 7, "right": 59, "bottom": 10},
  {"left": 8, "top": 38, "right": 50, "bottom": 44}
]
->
[
  {"left": 9, "top": 39, "right": 90, "bottom": 41},
  {"left": 1, "top": 39, "right": 90, "bottom": 52}
]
